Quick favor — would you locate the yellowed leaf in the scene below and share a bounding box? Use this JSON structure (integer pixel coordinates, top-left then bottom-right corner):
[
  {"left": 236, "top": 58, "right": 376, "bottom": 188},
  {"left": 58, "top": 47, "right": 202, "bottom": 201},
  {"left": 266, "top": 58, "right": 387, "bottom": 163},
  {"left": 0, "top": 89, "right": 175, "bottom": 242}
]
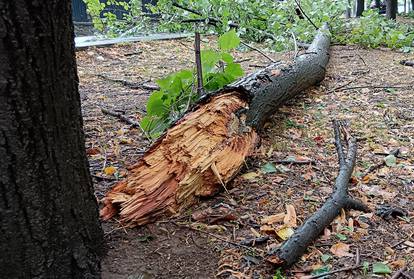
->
[
  {"left": 276, "top": 227, "right": 294, "bottom": 240},
  {"left": 241, "top": 172, "right": 260, "bottom": 180},
  {"left": 284, "top": 204, "right": 297, "bottom": 227},
  {"left": 104, "top": 166, "right": 117, "bottom": 176},
  {"left": 261, "top": 213, "right": 285, "bottom": 225},
  {"left": 330, "top": 242, "right": 354, "bottom": 257}
]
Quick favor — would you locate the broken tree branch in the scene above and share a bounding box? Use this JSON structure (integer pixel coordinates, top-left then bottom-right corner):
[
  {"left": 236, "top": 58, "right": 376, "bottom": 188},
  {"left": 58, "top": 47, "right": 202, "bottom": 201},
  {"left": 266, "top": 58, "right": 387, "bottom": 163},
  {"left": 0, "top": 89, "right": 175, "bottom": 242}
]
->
[
  {"left": 101, "top": 24, "right": 332, "bottom": 227},
  {"left": 267, "top": 120, "right": 370, "bottom": 268}
]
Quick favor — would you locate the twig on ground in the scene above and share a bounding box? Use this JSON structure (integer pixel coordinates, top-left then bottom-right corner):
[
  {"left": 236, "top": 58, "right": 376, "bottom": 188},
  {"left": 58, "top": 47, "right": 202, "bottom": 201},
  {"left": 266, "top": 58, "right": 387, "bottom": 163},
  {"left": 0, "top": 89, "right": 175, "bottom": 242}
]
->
[
  {"left": 391, "top": 239, "right": 407, "bottom": 249},
  {"left": 403, "top": 271, "right": 414, "bottom": 279},
  {"left": 362, "top": 148, "right": 400, "bottom": 177},
  {"left": 234, "top": 58, "right": 251, "bottom": 63},
  {"left": 240, "top": 41, "right": 276, "bottom": 63},
  {"left": 337, "top": 85, "right": 411, "bottom": 92},
  {"left": 391, "top": 266, "right": 408, "bottom": 279},
  {"left": 101, "top": 107, "right": 141, "bottom": 127},
  {"left": 239, "top": 236, "right": 270, "bottom": 247},
  {"left": 293, "top": 0, "right": 318, "bottom": 29},
  {"left": 92, "top": 174, "right": 117, "bottom": 181},
  {"left": 327, "top": 80, "right": 354, "bottom": 93},
  {"left": 272, "top": 159, "right": 315, "bottom": 165},
  {"left": 177, "top": 223, "right": 264, "bottom": 255},
  {"left": 97, "top": 74, "right": 160, "bottom": 91}
]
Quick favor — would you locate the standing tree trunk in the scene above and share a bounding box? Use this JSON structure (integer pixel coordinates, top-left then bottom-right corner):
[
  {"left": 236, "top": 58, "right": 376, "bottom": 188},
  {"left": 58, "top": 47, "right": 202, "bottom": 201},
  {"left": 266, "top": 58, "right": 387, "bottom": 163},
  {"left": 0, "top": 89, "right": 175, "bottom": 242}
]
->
[
  {"left": 411, "top": 0, "right": 414, "bottom": 11},
  {"left": 345, "top": 0, "right": 352, "bottom": 18},
  {"left": 0, "top": 1, "right": 103, "bottom": 278},
  {"left": 356, "top": 0, "right": 365, "bottom": 16},
  {"left": 386, "top": 0, "right": 398, "bottom": 19}
]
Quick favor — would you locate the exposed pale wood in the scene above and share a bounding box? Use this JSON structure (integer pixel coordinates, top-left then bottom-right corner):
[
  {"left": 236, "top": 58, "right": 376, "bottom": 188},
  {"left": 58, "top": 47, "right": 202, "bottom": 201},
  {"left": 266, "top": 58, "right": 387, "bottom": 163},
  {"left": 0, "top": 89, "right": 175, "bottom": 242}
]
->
[{"left": 101, "top": 93, "right": 258, "bottom": 225}]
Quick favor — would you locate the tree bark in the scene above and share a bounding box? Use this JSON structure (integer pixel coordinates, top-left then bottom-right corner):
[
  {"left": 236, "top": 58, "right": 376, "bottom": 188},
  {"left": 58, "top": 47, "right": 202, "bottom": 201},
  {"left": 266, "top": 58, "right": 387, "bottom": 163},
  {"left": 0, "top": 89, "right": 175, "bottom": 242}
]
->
[
  {"left": 356, "top": 0, "right": 365, "bottom": 16},
  {"left": 386, "top": 0, "right": 398, "bottom": 19},
  {"left": 101, "top": 24, "right": 331, "bottom": 227},
  {"left": 0, "top": 1, "right": 103, "bottom": 278}
]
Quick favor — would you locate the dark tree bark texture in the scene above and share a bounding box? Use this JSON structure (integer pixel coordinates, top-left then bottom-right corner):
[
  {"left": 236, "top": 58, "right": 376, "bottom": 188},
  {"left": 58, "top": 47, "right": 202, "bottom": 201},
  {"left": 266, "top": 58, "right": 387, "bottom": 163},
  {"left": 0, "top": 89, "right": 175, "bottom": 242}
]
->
[
  {"left": 386, "top": 0, "right": 398, "bottom": 19},
  {"left": 0, "top": 1, "right": 103, "bottom": 278},
  {"left": 356, "top": 0, "right": 365, "bottom": 16}
]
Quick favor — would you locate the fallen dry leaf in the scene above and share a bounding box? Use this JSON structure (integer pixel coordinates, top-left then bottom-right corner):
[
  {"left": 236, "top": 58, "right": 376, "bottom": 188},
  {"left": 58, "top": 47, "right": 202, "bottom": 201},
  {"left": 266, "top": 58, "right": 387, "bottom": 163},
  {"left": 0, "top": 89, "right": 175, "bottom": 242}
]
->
[
  {"left": 330, "top": 242, "right": 354, "bottom": 257},
  {"left": 284, "top": 204, "right": 297, "bottom": 227},
  {"left": 261, "top": 213, "right": 285, "bottom": 225},
  {"left": 104, "top": 166, "right": 117, "bottom": 176}
]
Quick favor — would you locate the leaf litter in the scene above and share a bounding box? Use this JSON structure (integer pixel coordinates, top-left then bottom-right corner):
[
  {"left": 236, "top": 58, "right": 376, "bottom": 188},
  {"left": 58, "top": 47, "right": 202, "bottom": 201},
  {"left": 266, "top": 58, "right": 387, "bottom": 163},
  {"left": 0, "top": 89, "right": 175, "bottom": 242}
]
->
[{"left": 77, "top": 36, "right": 414, "bottom": 278}]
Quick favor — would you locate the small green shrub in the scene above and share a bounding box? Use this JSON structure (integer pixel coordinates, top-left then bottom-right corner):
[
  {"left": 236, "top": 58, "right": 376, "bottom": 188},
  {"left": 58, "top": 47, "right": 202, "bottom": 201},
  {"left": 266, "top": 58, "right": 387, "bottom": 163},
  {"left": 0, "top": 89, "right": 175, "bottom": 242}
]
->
[{"left": 140, "top": 29, "right": 244, "bottom": 139}]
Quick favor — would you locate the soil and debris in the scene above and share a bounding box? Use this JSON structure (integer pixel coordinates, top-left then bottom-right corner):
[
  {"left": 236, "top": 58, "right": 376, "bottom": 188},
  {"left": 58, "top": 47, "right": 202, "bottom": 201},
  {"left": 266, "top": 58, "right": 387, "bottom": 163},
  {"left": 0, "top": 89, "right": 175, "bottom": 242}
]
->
[{"left": 77, "top": 36, "right": 414, "bottom": 278}]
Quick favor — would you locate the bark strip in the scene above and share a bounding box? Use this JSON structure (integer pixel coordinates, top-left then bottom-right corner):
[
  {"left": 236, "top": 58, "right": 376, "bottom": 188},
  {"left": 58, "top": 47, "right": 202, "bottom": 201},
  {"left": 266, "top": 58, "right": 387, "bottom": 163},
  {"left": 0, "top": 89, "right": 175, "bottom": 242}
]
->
[
  {"left": 101, "top": 24, "right": 331, "bottom": 227},
  {"left": 267, "top": 120, "right": 370, "bottom": 268}
]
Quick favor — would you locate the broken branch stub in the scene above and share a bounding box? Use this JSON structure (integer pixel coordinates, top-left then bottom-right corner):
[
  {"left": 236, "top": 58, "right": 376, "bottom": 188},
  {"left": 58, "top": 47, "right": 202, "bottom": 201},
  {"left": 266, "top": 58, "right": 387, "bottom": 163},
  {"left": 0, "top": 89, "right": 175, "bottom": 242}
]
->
[
  {"left": 101, "top": 24, "right": 331, "bottom": 227},
  {"left": 267, "top": 120, "right": 370, "bottom": 268}
]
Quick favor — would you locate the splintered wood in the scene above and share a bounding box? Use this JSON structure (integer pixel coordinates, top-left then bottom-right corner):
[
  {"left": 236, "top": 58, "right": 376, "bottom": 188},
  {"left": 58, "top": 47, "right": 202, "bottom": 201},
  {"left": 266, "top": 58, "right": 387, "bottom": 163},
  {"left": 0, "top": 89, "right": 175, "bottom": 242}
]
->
[{"left": 101, "top": 93, "right": 258, "bottom": 226}]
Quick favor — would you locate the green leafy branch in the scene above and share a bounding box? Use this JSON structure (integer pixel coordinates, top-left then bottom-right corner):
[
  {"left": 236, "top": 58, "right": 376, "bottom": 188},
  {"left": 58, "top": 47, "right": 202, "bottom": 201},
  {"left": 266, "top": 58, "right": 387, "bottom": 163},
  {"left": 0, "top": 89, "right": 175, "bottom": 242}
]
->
[{"left": 140, "top": 29, "right": 244, "bottom": 139}]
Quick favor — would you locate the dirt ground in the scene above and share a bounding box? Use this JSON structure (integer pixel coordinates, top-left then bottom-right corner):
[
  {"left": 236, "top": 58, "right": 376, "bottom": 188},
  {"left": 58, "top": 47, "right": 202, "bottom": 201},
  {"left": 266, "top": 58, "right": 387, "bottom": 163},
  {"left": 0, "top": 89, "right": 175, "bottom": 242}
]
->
[{"left": 76, "top": 36, "right": 414, "bottom": 278}]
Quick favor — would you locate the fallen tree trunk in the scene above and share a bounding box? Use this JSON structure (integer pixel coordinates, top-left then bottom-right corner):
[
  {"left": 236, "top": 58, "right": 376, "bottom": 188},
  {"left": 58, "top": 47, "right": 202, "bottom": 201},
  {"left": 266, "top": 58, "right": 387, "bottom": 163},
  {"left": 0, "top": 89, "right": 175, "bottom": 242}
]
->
[
  {"left": 267, "top": 120, "right": 370, "bottom": 268},
  {"left": 101, "top": 24, "right": 331, "bottom": 226}
]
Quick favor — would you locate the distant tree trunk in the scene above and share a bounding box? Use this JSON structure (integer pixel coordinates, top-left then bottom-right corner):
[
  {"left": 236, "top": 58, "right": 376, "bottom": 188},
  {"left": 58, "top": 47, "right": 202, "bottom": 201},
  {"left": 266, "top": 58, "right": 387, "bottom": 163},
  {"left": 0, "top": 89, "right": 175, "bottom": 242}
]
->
[
  {"left": 345, "top": 0, "right": 352, "bottom": 18},
  {"left": 386, "top": 0, "right": 398, "bottom": 19},
  {"left": 356, "top": 0, "right": 365, "bottom": 16},
  {"left": 411, "top": 0, "right": 414, "bottom": 11},
  {"left": 0, "top": 1, "right": 103, "bottom": 278}
]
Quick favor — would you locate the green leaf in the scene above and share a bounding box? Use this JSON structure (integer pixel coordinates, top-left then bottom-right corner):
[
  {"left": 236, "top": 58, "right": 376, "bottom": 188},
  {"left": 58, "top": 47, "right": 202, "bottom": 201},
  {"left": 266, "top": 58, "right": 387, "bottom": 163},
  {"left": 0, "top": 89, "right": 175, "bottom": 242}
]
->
[
  {"left": 261, "top": 162, "right": 277, "bottom": 173},
  {"left": 385, "top": 88, "right": 396, "bottom": 93},
  {"left": 201, "top": 50, "right": 222, "bottom": 73},
  {"left": 224, "top": 63, "right": 244, "bottom": 79},
  {"left": 146, "top": 91, "right": 168, "bottom": 116},
  {"left": 362, "top": 261, "right": 370, "bottom": 275},
  {"left": 218, "top": 29, "right": 240, "bottom": 51},
  {"left": 335, "top": 233, "right": 347, "bottom": 241},
  {"left": 385, "top": 154, "right": 397, "bottom": 167},
  {"left": 311, "top": 266, "right": 330, "bottom": 279},
  {"left": 221, "top": 52, "right": 234, "bottom": 63},
  {"left": 273, "top": 268, "right": 286, "bottom": 279},
  {"left": 321, "top": 254, "right": 331, "bottom": 263},
  {"left": 373, "top": 262, "right": 392, "bottom": 274}
]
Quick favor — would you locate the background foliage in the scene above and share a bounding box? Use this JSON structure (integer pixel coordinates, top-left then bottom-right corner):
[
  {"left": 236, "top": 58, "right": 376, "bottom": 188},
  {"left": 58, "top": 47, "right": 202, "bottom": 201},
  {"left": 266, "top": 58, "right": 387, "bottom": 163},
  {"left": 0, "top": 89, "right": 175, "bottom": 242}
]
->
[{"left": 83, "top": 0, "right": 414, "bottom": 52}]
